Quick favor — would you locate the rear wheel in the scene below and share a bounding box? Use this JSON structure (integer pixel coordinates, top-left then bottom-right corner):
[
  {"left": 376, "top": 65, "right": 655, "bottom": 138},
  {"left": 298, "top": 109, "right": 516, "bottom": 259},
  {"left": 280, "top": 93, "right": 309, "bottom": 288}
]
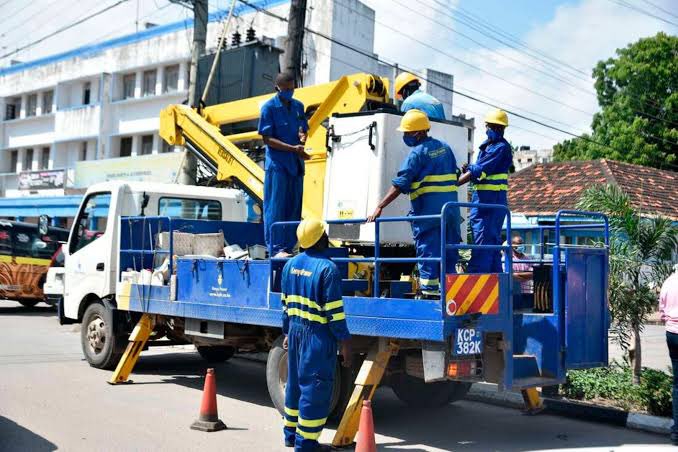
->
[
  {"left": 18, "top": 299, "right": 39, "bottom": 308},
  {"left": 390, "top": 373, "right": 471, "bottom": 408},
  {"left": 266, "top": 335, "right": 353, "bottom": 421},
  {"left": 197, "top": 345, "right": 235, "bottom": 363},
  {"left": 80, "top": 302, "right": 125, "bottom": 370}
]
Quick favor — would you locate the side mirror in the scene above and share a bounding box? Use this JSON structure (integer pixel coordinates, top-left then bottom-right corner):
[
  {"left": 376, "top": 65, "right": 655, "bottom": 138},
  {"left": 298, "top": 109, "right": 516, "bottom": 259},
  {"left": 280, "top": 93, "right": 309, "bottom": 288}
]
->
[{"left": 38, "top": 215, "right": 50, "bottom": 235}]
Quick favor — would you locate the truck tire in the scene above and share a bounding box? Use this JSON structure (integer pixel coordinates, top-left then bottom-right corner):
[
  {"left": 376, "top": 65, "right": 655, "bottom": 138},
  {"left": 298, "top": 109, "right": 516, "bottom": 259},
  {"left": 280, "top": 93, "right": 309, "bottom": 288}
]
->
[
  {"left": 197, "top": 346, "right": 235, "bottom": 363},
  {"left": 390, "top": 373, "right": 471, "bottom": 408},
  {"left": 18, "top": 299, "right": 39, "bottom": 308},
  {"left": 81, "top": 302, "right": 125, "bottom": 370},
  {"left": 266, "top": 335, "right": 353, "bottom": 421}
]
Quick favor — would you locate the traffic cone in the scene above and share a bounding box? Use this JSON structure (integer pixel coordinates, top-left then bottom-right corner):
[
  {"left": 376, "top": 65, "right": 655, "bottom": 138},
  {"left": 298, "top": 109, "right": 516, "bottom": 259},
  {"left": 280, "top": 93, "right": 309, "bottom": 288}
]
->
[
  {"left": 355, "top": 400, "right": 376, "bottom": 452},
  {"left": 190, "top": 368, "right": 227, "bottom": 432}
]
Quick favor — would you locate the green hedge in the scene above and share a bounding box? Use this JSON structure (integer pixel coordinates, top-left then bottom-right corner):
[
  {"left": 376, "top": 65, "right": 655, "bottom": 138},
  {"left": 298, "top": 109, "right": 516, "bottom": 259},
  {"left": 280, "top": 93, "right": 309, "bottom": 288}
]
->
[{"left": 561, "top": 362, "right": 673, "bottom": 417}]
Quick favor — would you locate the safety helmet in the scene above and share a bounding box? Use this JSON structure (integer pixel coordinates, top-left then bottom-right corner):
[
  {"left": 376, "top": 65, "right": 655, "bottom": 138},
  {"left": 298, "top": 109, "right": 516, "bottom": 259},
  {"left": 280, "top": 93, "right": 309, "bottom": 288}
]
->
[
  {"left": 484, "top": 109, "right": 509, "bottom": 127},
  {"left": 297, "top": 218, "right": 327, "bottom": 249},
  {"left": 397, "top": 109, "right": 431, "bottom": 132},
  {"left": 394, "top": 72, "right": 419, "bottom": 96}
]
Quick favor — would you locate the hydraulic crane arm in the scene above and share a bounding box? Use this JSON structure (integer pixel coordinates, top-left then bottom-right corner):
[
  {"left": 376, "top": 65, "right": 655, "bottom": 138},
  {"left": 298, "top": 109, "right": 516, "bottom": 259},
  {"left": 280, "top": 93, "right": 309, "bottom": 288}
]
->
[{"left": 159, "top": 73, "right": 391, "bottom": 219}]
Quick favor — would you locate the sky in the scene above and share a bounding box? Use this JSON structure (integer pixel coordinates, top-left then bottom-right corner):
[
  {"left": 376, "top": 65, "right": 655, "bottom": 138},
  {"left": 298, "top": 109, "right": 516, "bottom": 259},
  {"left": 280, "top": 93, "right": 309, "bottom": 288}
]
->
[{"left": 0, "top": 0, "right": 676, "bottom": 150}]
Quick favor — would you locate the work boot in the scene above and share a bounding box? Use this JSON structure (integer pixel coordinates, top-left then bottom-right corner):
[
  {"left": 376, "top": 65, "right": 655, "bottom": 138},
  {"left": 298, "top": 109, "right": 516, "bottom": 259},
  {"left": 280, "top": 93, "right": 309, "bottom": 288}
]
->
[{"left": 315, "top": 444, "right": 335, "bottom": 452}]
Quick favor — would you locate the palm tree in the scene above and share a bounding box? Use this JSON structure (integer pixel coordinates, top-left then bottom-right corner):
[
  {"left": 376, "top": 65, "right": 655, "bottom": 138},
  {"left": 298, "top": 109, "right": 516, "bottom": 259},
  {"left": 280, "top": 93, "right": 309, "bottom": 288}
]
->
[{"left": 578, "top": 184, "right": 677, "bottom": 384}]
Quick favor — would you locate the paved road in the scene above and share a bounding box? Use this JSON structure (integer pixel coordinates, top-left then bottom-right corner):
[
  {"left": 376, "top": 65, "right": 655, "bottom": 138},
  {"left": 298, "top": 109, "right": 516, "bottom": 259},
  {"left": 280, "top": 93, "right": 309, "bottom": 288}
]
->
[
  {"left": 0, "top": 301, "right": 672, "bottom": 452},
  {"left": 609, "top": 324, "right": 671, "bottom": 371}
]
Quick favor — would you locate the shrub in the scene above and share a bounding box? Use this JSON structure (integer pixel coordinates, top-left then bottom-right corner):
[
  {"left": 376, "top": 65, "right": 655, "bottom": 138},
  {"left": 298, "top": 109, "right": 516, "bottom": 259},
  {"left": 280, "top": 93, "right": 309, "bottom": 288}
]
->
[{"left": 639, "top": 368, "right": 673, "bottom": 417}]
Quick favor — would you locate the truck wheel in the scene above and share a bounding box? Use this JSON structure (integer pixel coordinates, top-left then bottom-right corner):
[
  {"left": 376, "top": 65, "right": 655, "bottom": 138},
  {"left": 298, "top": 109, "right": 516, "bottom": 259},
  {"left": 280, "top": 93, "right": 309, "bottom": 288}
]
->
[
  {"left": 197, "top": 346, "right": 235, "bottom": 363},
  {"left": 390, "top": 373, "right": 471, "bottom": 408},
  {"left": 266, "top": 335, "right": 353, "bottom": 421},
  {"left": 81, "top": 302, "right": 125, "bottom": 370},
  {"left": 18, "top": 299, "right": 39, "bottom": 308}
]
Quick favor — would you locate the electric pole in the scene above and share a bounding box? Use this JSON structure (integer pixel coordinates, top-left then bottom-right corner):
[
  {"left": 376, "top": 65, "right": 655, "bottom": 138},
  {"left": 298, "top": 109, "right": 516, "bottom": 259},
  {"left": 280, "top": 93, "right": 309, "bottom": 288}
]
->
[
  {"left": 283, "top": 0, "right": 307, "bottom": 86},
  {"left": 188, "top": 0, "right": 208, "bottom": 108}
]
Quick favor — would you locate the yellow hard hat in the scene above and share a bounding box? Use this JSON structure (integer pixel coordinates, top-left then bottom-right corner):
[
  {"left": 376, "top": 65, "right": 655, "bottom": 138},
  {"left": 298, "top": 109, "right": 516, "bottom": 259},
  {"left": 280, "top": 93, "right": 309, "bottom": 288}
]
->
[
  {"left": 397, "top": 109, "right": 431, "bottom": 132},
  {"left": 297, "top": 218, "right": 327, "bottom": 249},
  {"left": 394, "top": 72, "right": 419, "bottom": 96},
  {"left": 484, "top": 109, "right": 509, "bottom": 127}
]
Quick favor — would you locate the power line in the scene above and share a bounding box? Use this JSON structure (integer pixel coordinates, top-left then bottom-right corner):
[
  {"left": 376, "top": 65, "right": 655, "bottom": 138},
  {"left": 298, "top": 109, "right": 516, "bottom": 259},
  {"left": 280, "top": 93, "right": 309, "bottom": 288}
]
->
[
  {"left": 607, "top": 0, "right": 678, "bottom": 26},
  {"left": 0, "top": 0, "right": 132, "bottom": 60},
  {"left": 638, "top": 0, "right": 678, "bottom": 20}
]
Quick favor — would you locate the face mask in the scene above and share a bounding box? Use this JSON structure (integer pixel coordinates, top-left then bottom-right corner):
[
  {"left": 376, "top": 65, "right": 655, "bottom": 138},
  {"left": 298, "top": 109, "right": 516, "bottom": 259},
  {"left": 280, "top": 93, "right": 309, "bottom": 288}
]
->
[
  {"left": 403, "top": 134, "right": 420, "bottom": 147},
  {"left": 486, "top": 128, "right": 503, "bottom": 142},
  {"left": 277, "top": 89, "right": 294, "bottom": 101},
  {"left": 513, "top": 245, "right": 525, "bottom": 254}
]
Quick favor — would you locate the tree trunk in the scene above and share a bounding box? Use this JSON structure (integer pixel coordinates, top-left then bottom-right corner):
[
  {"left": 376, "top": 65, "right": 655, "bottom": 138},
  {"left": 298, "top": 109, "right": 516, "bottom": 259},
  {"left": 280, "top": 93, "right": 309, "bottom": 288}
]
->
[{"left": 628, "top": 325, "right": 642, "bottom": 384}]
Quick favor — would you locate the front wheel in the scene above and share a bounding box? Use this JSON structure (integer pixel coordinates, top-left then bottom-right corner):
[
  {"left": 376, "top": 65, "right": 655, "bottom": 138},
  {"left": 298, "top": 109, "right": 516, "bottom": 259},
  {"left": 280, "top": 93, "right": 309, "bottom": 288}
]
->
[
  {"left": 80, "top": 302, "right": 125, "bottom": 370},
  {"left": 390, "top": 373, "right": 471, "bottom": 408},
  {"left": 266, "top": 335, "right": 353, "bottom": 421},
  {"left": 18, "top": 299, "right": 39, "bottom": 308}
]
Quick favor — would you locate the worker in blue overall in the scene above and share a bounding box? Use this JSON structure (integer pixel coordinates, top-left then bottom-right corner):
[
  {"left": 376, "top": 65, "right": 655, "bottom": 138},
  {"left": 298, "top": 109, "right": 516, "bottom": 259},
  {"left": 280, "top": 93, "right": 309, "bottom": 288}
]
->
[
  {"left": 395, "top": 72, "right": 446, "bottom": 120},
  {"left": 368, "top": 109, "right": 461, "bottom": 295},
  {"left": 281, "top": 219, "right": 352, "bottom": 451},
  {"left": 458, "top": 109, "right": 513, "bottom": 273},
  {"left": 258, "top": 72, "right": 311, "bottom": 257}
]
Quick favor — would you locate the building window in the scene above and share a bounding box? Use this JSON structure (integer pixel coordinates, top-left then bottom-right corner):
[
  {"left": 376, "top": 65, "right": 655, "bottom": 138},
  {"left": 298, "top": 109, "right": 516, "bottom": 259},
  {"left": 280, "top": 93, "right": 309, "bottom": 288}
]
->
[
  {"left": 80, "top": 142, "right": 88, "bottom": 161},
  {"left": 40, "top": 147, "right": 50, "bottom": 169},
  {"left": 119, "top": 137, "right": 133, "bottom": 157},
  {"left": 26, "top": 94, "right": 37, "bottom": 117},
  {"left": 161, "top": 138, "right": 172, "bottom": 153},
  {"left": 140, "top": 135, "right": 153, "bottom": 155},
  {"left": 163, "top": 65, "right": 179, "bottom": 93},
  {"left": 5, "top": 97, "right": 20, "bottom": 120},
  {"left": 10, "top": 150, "right": 18, "bottom": 173},
  {"left": 83, "top": 82, "right": 91, "bottom": 105},
  {"left": 42, "top": 90, "right": 54, "bottom": 114},
  {"left": 527, "top": 158, "right": 533, "bottom": 163},
  {"left": 24, "top": 148, "right": 34, "bottom": 171},
  {"left": 123, "top": 73, "right": 136, "bottom": 99},
  {"left": 143, "top": 70, "right": 156, "bottom": 96}
]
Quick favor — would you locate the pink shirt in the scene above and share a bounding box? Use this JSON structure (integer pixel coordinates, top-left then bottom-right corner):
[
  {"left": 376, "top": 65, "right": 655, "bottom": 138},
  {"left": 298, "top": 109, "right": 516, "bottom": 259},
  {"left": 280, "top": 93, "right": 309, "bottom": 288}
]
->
[
  {"left": 659, "top": 273, "right": 678, "bottom": 334},
  {"left": 512, "top": 253, "right": 533, "bottom": 294}
]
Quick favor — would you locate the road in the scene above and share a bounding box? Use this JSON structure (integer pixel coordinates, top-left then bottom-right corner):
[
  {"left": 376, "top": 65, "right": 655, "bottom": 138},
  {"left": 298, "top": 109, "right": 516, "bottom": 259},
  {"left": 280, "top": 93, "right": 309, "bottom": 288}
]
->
[
  {"left": 609, "top": 323, "right": 671, "bottom": 371},
  {"left": 0, "top": 301, "right": 672, "bottom": 452}
]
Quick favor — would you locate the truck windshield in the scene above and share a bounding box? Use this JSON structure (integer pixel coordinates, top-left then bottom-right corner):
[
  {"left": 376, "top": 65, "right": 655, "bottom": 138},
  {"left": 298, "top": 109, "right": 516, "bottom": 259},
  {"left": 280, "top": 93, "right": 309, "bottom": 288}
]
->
[{"left": 158, "top": 197, "right": 222, "bottom": 220}]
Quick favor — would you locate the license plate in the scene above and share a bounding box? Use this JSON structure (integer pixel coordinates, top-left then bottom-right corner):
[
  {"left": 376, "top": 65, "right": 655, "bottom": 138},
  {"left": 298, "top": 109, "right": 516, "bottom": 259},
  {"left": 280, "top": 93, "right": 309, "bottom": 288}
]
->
[{"left": 453, "top": 328, "right": 483, "bottom": 356}]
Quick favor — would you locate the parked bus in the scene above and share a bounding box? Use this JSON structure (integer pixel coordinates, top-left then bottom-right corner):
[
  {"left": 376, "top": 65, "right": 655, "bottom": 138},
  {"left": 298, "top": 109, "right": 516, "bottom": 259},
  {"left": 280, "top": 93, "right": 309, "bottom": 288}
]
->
[{"left": 0, "top": 219, "right": 69, "bottom": 307}]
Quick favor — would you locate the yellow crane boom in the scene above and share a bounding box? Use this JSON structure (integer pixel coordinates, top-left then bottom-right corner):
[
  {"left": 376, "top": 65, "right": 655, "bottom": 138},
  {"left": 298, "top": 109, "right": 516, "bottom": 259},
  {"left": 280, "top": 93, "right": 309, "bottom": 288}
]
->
[{"left": 159, "top": 73, "right": 391, "bottom": 219}]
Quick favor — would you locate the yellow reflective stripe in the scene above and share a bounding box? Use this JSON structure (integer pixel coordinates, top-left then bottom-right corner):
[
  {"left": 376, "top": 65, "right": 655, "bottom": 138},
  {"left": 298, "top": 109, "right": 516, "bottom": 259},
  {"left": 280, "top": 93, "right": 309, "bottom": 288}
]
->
[
  {"left": 480, "top": 171, "right": 487, "bottom": 180},
  {"left": 486, "top": 173, "right": 508, "bottom": 180},
  {"left": 285, "top": 407, "right": 299, "bottom": 416},
  {"left": 284, "top": 420, "right": 297, "bottom": 427},
  {"left": 410, "top": 185, "right": 458, "bottom": 201},
  {"left": 420, "top": 278, "right": 439, "bottom": 285},
  {"left": 0, "top": 255, "right": 51, "bottom": 266},
  {"left": 285, "top": 294, "right": 323, "bottom": 312},
  {"left": 297, "top": 429, "right": 322, "bottom": 440},
  {"left": 286, "top": 308, "right": 328, "bottom": 324},
  {"left": 298, "top": 417, "right": 327, "bottom": 428},
  {"left": 474, "top": 184, "right": 508, "bottom": 191},
  {"left": 324, "top": 300, "right": 343, "bottom": 311},
  {"left": 330, "top": 312, "right": 346, "bottom": 322},
  {"left": 410, "top": 173, "right": 458, "bottom": 190}
]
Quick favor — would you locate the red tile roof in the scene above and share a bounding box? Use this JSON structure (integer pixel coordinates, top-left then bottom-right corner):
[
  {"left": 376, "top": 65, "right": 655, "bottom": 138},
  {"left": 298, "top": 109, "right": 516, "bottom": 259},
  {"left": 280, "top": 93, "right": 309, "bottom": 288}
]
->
[{"left": 509, "top": 159, "right": 678, "bottom": 220}]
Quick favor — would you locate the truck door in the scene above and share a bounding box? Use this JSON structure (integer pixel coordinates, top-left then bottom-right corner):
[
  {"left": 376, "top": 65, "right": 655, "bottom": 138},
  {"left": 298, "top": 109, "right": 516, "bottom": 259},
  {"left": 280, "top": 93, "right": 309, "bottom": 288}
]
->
[{"left": 62, "top": 189, "right": 119, "bottom": 319}]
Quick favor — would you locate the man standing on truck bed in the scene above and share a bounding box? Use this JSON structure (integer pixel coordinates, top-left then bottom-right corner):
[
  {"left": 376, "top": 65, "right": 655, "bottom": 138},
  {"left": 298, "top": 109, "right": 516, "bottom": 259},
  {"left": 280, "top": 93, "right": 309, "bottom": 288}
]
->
[
  {"left": 367, "top": 109, "right": 461, "bottom": 296},
  {"left": 281, "top": 219, "right": 352, "bottom": 451},
  {"left": 258, "top": 72, "right": 311, "bottom": 258}
]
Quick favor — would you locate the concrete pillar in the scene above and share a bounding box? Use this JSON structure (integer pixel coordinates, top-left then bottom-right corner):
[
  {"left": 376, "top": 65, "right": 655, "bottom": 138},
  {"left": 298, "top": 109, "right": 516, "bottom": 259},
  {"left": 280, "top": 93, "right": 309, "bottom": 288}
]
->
[
  {"left": 19, "top": 95, "right": 27, "bottom": 118},
  {"left": 178, "top": 62, "right": 188, "bottom": 91},
  {"left": 131, "top": 135, "right": 140, "bottom": 157},
  {"left": 16, "top": 149, "right": 24, "bottom": 172},
  {"left": 156, "top": 65, "right": 164, "bottom": 95},
  {"left": 152, "top": 134, "right": 159, "bottom": 155},
  {"left": 134, "top": 71, "right": 143, "bottom": 98},
  {"left": 36, "top": 91, "right": 43, "bottom": 116}
]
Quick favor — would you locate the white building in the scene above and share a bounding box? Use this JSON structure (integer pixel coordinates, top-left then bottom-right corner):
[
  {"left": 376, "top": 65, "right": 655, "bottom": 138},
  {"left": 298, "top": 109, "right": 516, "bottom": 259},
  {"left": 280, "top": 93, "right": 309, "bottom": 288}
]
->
[
  {"left": 513, "top": 146, "right": 554, "bottom": 172},
  {"left": 0, "top": 0, "right": 378, "bottom": 211}
]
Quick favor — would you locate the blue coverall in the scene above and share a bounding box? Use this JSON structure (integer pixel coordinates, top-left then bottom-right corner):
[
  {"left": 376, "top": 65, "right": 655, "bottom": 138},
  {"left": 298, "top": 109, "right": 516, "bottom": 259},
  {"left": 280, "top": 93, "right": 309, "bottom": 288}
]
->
[
  {"left": 466, "top": 137, "right": 513, "bottom": 274},
  {"left": 281, "top": 250, "right": 350, "bottom": 452},
  {"left": 392, "top": 136, "right": 461, "bottom": 293},
  {"left": 401, "top": 89, "right": 446, "bottom": 120},
  {"left": 258, "top": 93, "right": 309, "bottom": 255}
]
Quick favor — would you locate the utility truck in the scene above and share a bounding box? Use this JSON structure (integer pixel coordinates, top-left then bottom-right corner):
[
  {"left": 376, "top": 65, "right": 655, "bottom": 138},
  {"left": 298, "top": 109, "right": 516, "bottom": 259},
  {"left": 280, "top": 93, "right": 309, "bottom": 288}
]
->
[{"left": 61, "top": 73, "right": 610, "bottom": 446}]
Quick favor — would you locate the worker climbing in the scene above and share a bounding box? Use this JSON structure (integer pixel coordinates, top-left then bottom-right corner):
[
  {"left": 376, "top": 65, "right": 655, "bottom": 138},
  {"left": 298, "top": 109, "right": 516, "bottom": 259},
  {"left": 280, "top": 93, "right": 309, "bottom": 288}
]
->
[
  {"left": 281, "top": 219, "right": 352, "bottom": 451},
  {"left": 258, "top": 72, "right": 311, "bottom": 258},
  {"left": 458, "top": 109, "right": 513, "bottom": 273},
  {"left": 368, "top": 109, "right": 461, "bottom": 295},
  {"left": 395, "top": 72, "right": 446, "bottom": 120}
]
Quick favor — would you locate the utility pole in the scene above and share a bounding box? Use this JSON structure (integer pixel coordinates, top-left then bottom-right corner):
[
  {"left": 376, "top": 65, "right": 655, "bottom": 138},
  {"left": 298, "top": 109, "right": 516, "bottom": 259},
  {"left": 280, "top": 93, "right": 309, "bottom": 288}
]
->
[
  {"left": 283, "top": 0, "right": 307, "bottom": 86},
  {"left": 188, "top": 0, "right": 208, "bottom": 108}
]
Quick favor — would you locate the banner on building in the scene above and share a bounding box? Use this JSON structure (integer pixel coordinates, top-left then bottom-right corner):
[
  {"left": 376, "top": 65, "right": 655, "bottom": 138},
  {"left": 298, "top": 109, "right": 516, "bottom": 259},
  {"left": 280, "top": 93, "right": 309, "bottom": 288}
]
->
[
  {"left": 18, "top": 169, "right": 65, "bottom": 190},
  {"left": 74, "top": 152, "right": 188, "bottom": 188}
]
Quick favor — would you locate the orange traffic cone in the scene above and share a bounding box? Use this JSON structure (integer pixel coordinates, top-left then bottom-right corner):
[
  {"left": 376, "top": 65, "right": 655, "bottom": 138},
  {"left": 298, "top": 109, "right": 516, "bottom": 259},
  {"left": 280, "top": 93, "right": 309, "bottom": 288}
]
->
[
  {"left": 190, "top": 368, "right": 227, "bottom": 432},
  {"left": 355, "top": 400, "right": 376, "bottom": 452}
]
